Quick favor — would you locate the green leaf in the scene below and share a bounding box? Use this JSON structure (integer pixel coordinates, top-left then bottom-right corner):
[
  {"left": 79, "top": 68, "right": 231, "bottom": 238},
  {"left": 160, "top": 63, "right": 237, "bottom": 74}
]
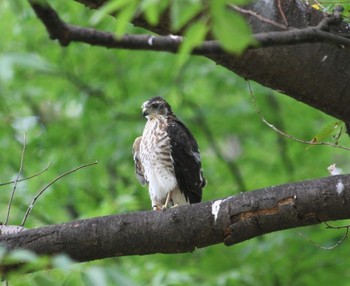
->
[
  {"left": 114, "top": 1, "right": 138, "bottom": 36},
  {"left": 0, "top": 52, "right": 54, "bottom": 81},
  {"left": 90, "top": 0, "right": 131, "bottom": 25},
  {"left": 211, "top": 1, "right": 254, "bottom": 54},
  {"left": 33, "top": 275, "right": 57, "bottom": 286},
  {"left": 227, "top": 0, "right": 254, "bottom": 5},
  {"left": 141, "top": 0, "right": 169, "bottom": 26},
  {"left": 5, "top": 249, "right": 38, "bottom": 263},
  {"left": 311, "top": 121, "right": 342, "bottom": 143},
  {"left": 82, "top": 266, "right": 108, "bottom": 286},
  {"left": 52, "top": 254, "right": 75, "bottom": 270},
  {"left": 171, "top": 0, "right": 203, "bottom": 31},
  {"left": 176, "top": 19, "right": 208, "bottom": 69},
  {"left": 90, "top": 0, "right": 138, "bottom": 35}
]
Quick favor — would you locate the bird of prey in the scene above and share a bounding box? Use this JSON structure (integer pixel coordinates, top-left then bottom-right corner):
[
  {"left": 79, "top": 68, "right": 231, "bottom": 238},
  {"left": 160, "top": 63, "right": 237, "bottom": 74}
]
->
[{"left": 132, "top": 96, "right": 206, "bottom": 210}]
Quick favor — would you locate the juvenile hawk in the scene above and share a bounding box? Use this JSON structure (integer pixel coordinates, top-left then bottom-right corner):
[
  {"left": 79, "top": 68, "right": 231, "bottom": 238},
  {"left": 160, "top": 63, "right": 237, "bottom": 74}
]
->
[{"left": 133, "top": 96, "right": 206, "bottom": 210}]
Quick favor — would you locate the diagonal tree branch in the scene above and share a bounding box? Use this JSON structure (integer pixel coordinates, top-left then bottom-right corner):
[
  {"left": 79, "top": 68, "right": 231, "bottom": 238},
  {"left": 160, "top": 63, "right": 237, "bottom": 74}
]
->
[{"left": 1, "top": 174, "right": 350, "bottom": 266}]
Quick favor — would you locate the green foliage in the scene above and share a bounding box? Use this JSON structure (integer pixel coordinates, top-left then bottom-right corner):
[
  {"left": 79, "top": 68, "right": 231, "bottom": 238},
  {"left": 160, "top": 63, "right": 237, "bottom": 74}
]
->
[
  {"left": 308, "top": 0, "right": 350, "bottom": 22},
  {"left": 91, "top": 0, "right": 254, "bottom": 64},
  {"left": 311, "top": 121, "right": 342, "bottom": 144},
  {"left": 210, "top": 0, "right": 254, "bottom": 54},
  {"left": 1, "top": 0, "right": 350, "bottom": 285},
  {"left": 170, "top": 0, "right": 203, "bottom": 31},
  {"left": 90, "top": 0, "right": 138, "bottom": 36},
  {"left": 177, "top": 19, "right": 208, "bottom": 69},
  {"left": 142, "top": 0, "right": 169, "bottom": 26}
]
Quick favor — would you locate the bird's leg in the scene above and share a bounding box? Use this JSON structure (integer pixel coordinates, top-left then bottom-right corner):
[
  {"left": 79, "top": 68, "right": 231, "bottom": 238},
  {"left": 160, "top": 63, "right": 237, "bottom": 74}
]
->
[{"left": 162, "top": 191, "right": 172, "bottom": 210}]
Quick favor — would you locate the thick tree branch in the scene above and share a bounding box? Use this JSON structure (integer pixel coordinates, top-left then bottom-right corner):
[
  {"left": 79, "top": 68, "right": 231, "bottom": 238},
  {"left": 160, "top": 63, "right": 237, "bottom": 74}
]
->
[
  {"left": 30, "top": 0, "right": 350, "bottom": 124},
  {"left": 29, "top": 1, "right": 350, "bottom": 52},
  {"left": 1, "top": 175, "right": 350, "bottom": 264}
]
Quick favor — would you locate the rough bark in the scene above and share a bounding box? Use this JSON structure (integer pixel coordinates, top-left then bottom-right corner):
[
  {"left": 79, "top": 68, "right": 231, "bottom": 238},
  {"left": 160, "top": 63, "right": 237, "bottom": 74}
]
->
[{"left": 1, "top": 175, "right": 350, "bottom": 262}]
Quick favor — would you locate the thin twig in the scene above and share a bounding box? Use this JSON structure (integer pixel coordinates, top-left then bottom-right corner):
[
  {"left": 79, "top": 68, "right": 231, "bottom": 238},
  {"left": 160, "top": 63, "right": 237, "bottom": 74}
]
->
[
  {"left": 229, "top": 4, "right": 289, "bottom": 30},
  {"left": 0, "top": 162, "right": 51, "bottom": 187},
  {"left": 247, "top": 80, "right": 350, "bottom": 152},
  {"left": 277, "top": 0, "right": 289, "bottom": 26},
  {"left": 298, "top": 221, "right": 350, "bottom": 250},
  {"left": 324, "top": 221, "right": 350, "bottom": 230},
  {"left": 4, "top": 134, "right": 27, "bottom": 225},
  {"left": 20, "top": 161, "right": 98, "bottom": 227}
]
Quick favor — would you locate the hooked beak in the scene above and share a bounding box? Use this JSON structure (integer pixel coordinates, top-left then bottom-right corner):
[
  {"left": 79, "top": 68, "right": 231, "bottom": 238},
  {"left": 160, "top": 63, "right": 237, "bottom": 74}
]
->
[
  {"left": 141, "top": 101, "right": 148, "bottom": 117},
  {"left": 142, "top": 109, "right": 148, "bottom": 117}
]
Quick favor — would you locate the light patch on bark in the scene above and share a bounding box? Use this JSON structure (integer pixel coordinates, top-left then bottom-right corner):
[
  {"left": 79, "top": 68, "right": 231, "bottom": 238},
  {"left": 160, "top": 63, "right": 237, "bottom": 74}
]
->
[
  {"left": 147, "top": 36, "right": 154, "bottom": 46},
  {"left": 0, "top": 225, "right": 26, "bottom": 236},
  {"left": 336, "top": 180, "right": 344, "bottom": 195},
  {"left": 212, "top": 199, "right": 223, "bottom": 223}
]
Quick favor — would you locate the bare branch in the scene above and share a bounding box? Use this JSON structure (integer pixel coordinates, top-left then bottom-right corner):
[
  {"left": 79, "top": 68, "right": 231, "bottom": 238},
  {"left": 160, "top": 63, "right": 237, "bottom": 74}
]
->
[
  {"left": 229, "top": 4, "right": 289, "bottom": 30},
  {"left": 0, "top": 162, "right": 51, "bottom": 187},
  {"left": 247, "top": 81, "right": 350, "bottom": 152},
  {"left": 4, "top": 134, "right": 27, "bottom": 226},
  {"left": 276, "top": 0, "right": 289, "bottom": 26},
  {"left": 21, "top": 161, "right": 98, "bottom": 227},
  {"left": 298, "top": 221, "right": 349, "bottom": 250}
]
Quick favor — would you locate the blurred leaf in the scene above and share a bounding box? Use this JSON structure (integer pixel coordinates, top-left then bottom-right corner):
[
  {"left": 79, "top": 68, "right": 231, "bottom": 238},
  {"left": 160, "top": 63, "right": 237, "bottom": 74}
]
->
[
  {"left": 0, "top": 246, "right": 7, "bottom": 260},
  {"left": 211, "top": 0, "right": 254, "bottom": 54},
  {"left": 114, "top": 1, "right": 138, "bottom": 36},
  {"left": 5, "top": 249, "right": 38, "bottom": 263},
  {"left": 171, "top": 0, "right": 203, "bottom": 31},
  {"left": 90, "top": 0, "right": 138, "bottom": 35},
  {"left": 51, "top": 254, "right": 75, "bottom": 270},
  {"left": 82, "top": 266, "right": 108, "bottom": 286},
  {"left": 177, "top": 19, "right": 208, "bottom": 69},
  {"left": 0, "top": 53, "right": 54, "bottom": 81},
  {"left": 33, "top": 275, "right": 58, "bottom": 286},
  {"left": 141, "top": 0, "right": 169, "bottom": 26},
  {"left": 227, "top": 0, "right": 256, "bottom": 4},
  {"left": 90, "top": 0, "right": 130, "bottom": 25},
  {"left": 106, "top": 267, "right": 138, "bottom": 285}
]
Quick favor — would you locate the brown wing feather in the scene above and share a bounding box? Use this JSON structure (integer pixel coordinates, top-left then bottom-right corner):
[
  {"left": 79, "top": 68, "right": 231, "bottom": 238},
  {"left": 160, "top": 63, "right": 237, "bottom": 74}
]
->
[
  {"left": 167, "top": 117, "right": 205, "bottom": 203},
  {"left": 132, "top": 136, "right": 147, "bottom": 185}
]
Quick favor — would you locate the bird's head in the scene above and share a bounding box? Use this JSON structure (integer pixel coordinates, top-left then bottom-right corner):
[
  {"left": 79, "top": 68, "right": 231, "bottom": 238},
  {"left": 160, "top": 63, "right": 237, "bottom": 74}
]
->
[{"left": 141, "top": 96, "right": 173, "bottom": 119}]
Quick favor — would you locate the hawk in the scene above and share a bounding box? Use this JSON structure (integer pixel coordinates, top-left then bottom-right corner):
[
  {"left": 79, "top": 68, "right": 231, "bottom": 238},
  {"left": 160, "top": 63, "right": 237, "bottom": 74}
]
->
[{"left": 132, "top": 96, "right": 206, "bottom": 210}]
